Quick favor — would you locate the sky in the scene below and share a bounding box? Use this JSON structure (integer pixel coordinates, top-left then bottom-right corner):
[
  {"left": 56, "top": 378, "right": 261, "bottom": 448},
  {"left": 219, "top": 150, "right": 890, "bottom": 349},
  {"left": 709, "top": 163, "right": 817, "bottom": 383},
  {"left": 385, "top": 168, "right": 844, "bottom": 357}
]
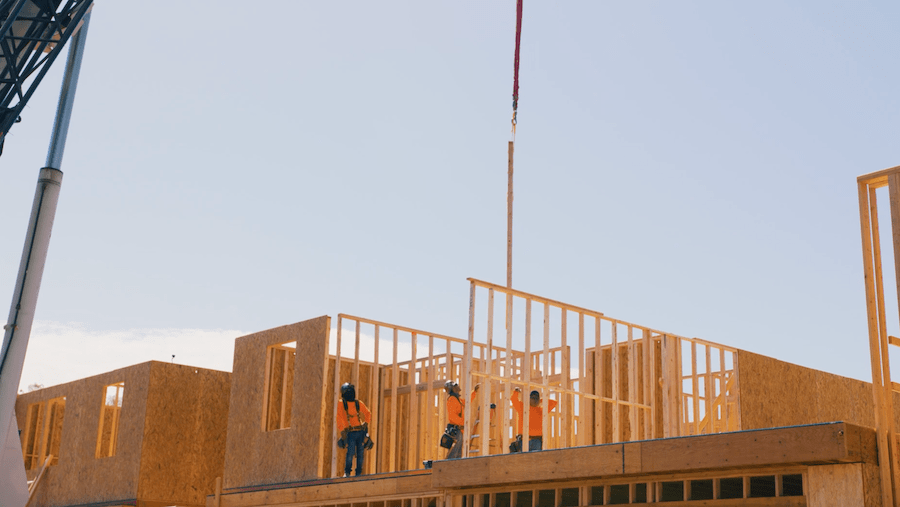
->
[{"left": 2, "top": 1, "right": 900, "bottom": 391}]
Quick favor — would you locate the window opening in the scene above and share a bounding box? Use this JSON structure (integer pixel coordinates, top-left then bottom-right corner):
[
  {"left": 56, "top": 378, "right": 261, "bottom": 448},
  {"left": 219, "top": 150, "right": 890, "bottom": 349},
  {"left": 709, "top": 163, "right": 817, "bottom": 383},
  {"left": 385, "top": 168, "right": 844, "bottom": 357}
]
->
[
  {"left": 263, "top": 341, "right": 296, "bottom": 431},
  {"left": 536, "top": 490, "right": 553, "bottom": 507},
  {"left": 22, "top": 397, "right": 66, "bottom": 469},
  {"left": 22, "top": 402, "right": 44, "bottom": 469},
  {"left": 608, "top": 484, "right": 629, "bottom": 504},
  {"left": 515, "top": 491, "right": 533, "bottom": 507},
  {"left": 689, "top": 480, "right": 713, "bottom": 500},
  {"left": 560, "top": 488, "right": 579, "bottom": 507},
  {"left": 42, "top": 397, "right": 65, "bottom": 466},
  {"left": 632, "top": 484, "right": 647, "bottom": 503},
  {"left": 782, "top": 474, "right": 803, "bottom": 496},
  {"left": 719, "top": 477, "right": 743, "bottom": 499},
  {"left": 749, "top": 475, "right": 777, "bottom": 498},
  {"left": 96, "top": 382, "right": 124, "bottom": 458},
  {"left": 495, "top": 492, "right": 511, "bottom": 507},
  {"left": 660, "top": 481, "right": 684, "bottom": 502},
  {"left": 590, "top": 486, "right": 604, "bottom": 506}
]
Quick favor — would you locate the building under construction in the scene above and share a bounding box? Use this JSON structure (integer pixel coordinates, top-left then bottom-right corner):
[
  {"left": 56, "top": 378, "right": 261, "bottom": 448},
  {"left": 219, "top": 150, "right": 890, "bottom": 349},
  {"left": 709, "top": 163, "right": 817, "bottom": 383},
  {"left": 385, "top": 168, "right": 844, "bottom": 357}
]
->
[{"left": 19, "top": 167, "right": 900, "bottom": 507}]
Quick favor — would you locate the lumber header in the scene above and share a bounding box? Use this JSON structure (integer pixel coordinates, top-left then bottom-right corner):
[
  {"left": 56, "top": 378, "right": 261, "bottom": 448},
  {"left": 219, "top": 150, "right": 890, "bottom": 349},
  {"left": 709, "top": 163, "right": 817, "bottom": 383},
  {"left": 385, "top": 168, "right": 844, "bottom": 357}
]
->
[{"left": 432, "top": 422, "right": 875, "bottom": 488}]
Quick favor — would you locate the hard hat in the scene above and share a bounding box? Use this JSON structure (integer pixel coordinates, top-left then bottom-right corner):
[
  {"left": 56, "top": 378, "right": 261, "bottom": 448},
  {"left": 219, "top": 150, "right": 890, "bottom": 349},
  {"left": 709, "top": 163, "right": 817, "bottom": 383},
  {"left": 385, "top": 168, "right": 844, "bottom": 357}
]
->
[{"left": 340, "top": 382, "right": 356, "bottom": 401}]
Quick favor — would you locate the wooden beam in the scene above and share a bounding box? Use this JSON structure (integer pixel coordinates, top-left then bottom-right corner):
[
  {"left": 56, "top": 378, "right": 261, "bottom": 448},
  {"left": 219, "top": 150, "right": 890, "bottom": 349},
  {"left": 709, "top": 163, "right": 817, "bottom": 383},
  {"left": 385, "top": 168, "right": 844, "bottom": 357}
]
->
[
  {"left": 468, "top": 278, "right": 604, "bottom": 318},
  {"left": 339, "top": 313, "right": 464, "bottom": 345}
]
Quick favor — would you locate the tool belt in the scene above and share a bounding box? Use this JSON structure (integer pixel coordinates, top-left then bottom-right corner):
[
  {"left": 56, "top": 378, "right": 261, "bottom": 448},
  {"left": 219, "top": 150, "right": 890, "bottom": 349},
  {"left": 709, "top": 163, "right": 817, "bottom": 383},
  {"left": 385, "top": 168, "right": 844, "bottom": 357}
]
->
[
  {"left": 347, "top": 425, "right": 366, "bottom": 432},
  {"left": 440, "top": 424, "right": 461, "bottom": 449}
]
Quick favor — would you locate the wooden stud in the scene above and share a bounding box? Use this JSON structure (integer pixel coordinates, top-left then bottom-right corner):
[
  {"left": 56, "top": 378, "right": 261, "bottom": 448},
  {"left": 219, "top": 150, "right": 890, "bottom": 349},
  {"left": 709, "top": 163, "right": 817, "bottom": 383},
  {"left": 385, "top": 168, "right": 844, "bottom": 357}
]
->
[
  {"left": 522, "top": 298, "right": 532, "bottom": 453},
  {"left": 331, "top": 318, "right": 343, "bottom": 478},
  {"left": 578, "top": 313, "right": 585, "bottom": 447},
  {"left": 505, "top": 291, "right": 515, "bottom": 453},
  {"left": 871, "top": 183, "right": 896, "bottom": 501},
  {"left": 464, "top": 282, "right": 476, "bottom": 457},
  {"left": 353, "top": 321, "right": 361, "bottom": 389},
  {"left": 425, "top": 334, "right": 434, "bottom": 464},
  {"left": 691, "top": 341, "right": 699, "bottom": 436},
  {"left": 561, "top": 310, "right": 569, "bottom": 448},
  {"left": 372, "top": 325, "right": 381, "bottom": 474},
  {"left": 628, "top": 326, "right": 637, "bottom": 442},
  {"left": 543, "top": 302, "right": 550, "bottom": 449},
  {"left": 595, "top": 318, "right": 603, "bottom": 445},
  {"left": 408, "top": 333, "right": 419, "bottom": 469},
  {"left": 719, "top": 348, "right": 727, "bottom": 433},
  {"left": 650, "top": 334, "right": 658, "bottom": 439},
  {"left": 642, "top": 329, "right": 651, "bottom": 440},
  {"left": 391, "top": 328, "right": 399, "bottom": 472},
  {"left": 485, "top": 289, "right": 495, "bottom": 458},
  {"left": 704, "top": 345, "right": 712, "bottom": 435},
  {"left": 611, "top": 322, "right": 619, "bottom": 443}
]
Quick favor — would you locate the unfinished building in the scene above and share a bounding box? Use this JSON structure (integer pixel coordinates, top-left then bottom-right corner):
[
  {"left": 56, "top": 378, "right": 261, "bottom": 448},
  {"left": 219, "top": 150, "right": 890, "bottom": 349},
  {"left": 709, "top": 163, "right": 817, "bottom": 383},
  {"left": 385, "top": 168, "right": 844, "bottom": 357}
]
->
[
  {"left": 21, "top": 163, "right": 900, "bottom": 507},
  {"left": 205, "top": 277, "right": 896, "bottom": 507},
  {"left": 16, "top": 361, "right": 230, "bottom": 507}
]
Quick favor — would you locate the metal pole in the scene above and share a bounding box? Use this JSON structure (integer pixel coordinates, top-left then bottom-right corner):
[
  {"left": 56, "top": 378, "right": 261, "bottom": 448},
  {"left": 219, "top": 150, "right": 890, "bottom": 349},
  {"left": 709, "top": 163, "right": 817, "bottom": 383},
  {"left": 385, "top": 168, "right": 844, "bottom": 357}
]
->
[
  {"left": 0, "top": 16, "right": 91, "bottom": 506},
  {"left": 46, "top": 12, "right": 91, "bottom": 170}
]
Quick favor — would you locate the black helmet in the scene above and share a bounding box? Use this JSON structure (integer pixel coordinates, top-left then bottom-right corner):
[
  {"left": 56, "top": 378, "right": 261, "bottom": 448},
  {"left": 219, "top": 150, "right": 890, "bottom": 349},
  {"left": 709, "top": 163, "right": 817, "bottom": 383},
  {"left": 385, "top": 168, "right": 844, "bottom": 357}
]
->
[
  {"left": 340, "top": 382, "right": 356, "bottom": 401},
  {"left": 444, "top": 380, "right": 458, "bottom": 393}
]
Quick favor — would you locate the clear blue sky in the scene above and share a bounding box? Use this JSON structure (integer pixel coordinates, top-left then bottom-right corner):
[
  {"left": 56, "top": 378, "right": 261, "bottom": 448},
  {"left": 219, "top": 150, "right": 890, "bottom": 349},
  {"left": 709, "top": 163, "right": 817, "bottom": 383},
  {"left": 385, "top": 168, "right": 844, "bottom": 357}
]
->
[{"left": 2, "top": 1, "right": 899, "bottom": 389}]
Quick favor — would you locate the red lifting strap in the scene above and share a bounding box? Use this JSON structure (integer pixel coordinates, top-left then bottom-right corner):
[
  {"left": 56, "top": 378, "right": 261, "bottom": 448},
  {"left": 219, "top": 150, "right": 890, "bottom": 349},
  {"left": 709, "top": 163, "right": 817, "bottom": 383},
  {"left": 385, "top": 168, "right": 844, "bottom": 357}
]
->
[{"left": 512, "top": 0, "right": 523, "bottom": 117}]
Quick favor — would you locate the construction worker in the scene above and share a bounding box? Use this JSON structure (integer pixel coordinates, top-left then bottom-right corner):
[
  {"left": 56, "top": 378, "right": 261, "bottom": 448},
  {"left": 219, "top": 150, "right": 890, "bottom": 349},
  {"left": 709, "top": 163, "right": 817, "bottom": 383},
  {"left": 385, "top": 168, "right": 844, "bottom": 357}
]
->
[
  {"left": 443, "top": 381, "right": 479, "bottom": 459},
  {"left": 337, "top": 382, "right": 372, "bottom": 477},
  {"left": 510, "top": 387, "right": 557, "bottom": 452}
]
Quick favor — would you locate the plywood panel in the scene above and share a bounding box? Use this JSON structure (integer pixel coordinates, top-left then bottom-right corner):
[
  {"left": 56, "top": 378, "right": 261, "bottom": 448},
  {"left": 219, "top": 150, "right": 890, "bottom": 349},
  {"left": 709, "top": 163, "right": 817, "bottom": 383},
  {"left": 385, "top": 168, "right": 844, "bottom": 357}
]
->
[
  {"left": 15, "top": 362, "right": 152, "bottom": 507},
  {"left": 807, "top": 463, "right": 865, "bottom": 507},
  {"left": 138, "top": 362, "right": 231, "bottom": 506},
  {"left": 222, "top": 316, "right": 331, "bottom": 489},
  {"left": 736, "top": 350, "right": 898, "bottom": 431}
]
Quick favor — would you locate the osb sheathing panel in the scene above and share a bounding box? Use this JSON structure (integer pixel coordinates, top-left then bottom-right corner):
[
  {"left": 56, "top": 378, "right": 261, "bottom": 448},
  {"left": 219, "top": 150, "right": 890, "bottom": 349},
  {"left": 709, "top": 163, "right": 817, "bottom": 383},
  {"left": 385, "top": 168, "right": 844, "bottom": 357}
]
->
[
  {"left": 15, "top": 362, "right": 152, "bottom": 507},
  {"left": 223, "top": 316, "right": 331, "bottom": 490},
  {"left": 736, "top": 350, "right": 900, "bottom": 431},
  {"left": 137, "top": 362, "right": 231, "bottom": 506}
]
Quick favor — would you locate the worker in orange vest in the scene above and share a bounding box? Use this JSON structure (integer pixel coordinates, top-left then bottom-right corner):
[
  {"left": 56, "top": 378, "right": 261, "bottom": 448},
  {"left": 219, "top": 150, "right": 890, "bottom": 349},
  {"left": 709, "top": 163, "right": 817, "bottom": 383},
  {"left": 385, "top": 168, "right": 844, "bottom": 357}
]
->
[
  {"left": 510, "top": 387, "right": 557, "bottom": 452},
  {"left": 337, "top": 383, "right": 372, "bottom": 477},
  {"left": 443, "top": 381, "right": 479, "bottom": 459}
]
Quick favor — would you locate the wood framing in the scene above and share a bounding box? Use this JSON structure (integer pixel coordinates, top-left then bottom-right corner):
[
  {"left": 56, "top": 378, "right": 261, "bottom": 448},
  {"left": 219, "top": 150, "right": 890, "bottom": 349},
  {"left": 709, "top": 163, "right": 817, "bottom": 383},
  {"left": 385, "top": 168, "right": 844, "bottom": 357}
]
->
[
  {"left": 859, "top": 164, "right": 900, "bottom": 507},
  {"left": 15, "top": 361, "right": 230, "bottom": 507}
]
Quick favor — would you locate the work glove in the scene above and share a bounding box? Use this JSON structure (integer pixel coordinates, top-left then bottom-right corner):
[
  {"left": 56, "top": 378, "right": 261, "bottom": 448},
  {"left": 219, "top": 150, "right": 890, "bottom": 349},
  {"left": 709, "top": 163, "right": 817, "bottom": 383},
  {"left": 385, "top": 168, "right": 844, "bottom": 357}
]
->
[
  {"left": 337, "top": 438, "right": 346, "bottom": 449},
  {"left": 363, "top": 434, "right": 374, "bottom": 450}
]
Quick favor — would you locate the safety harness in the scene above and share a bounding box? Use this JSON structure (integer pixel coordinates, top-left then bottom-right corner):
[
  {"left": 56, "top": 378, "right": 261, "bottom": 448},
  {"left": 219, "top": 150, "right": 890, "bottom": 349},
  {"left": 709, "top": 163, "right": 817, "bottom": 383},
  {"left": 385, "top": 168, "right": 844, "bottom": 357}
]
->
[{"left": 342, "top": 399, "right": 366, "bottom": 432}]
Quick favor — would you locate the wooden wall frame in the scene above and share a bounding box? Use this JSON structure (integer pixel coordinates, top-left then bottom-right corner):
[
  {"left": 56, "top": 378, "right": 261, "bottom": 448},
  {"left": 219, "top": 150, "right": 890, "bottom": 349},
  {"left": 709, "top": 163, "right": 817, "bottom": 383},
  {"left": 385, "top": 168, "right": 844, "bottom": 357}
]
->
[{"left": 857, "top": 164, "right": 900, "bottom": 507}]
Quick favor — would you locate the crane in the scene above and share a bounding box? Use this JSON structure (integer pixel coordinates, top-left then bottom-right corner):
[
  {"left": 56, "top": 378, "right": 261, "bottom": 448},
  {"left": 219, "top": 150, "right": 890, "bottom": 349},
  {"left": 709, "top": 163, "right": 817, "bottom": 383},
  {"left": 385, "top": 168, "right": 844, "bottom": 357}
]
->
[{"left": 0, "top": 1, "right": 93, "bottom": 504}]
